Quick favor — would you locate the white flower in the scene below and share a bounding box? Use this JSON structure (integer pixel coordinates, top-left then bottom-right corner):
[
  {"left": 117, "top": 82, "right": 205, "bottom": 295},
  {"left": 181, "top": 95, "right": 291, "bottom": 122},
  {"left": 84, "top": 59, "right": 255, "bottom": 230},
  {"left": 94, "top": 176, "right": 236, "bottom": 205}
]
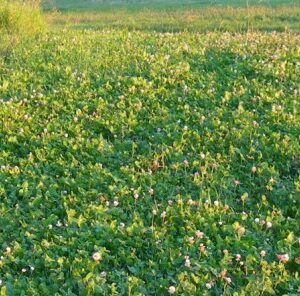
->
[
  {"left": 92, "top": 252, "right": 101, "bottom": 262},
  {"left": 100, "top": 271, "right": 107, "bottom": 277},
  {"left": 113, "top": 200, "right": 119, "bottom": 207},
  {"left": 6, "top": 247, "right": 11, "bottom": 253},
  {"left": 183, "top": 125, "right": 188, "bottom": 131},
  {"left": 21, "top": 268, "right": 27, "bottom": 273},
  {"left": 205, "top": 283, "right": 212, "bottom": 289},
  {"left": 56, "top": 221, "right": 62, "bottom": 227},
  {"left": 184, "top": 260, "right": 191, "bottom": 268},
  {"left": 266, "top": 221, "right": 272, "bottom": 228},
  {"left": 260, "top": 250, "right": 266, "bottom": 257},
  {"left": 269, "top": 177, "right": 275, "bottom": 183},
  {"left": 119, "top": 222, "right": 125, "bottom": 228},
  {"left": 254, "top": 218, "right": 260, "bottom": 223},
  {"left": 187, "top": 199, "right": 195, "bottom": 206},
  {"left": 160, "top": 211, "right": 167, "bottom": 219},
  {"left": 234, "top": 180, "right": 241, "bottom": 186},
  {"left": 214, "top": 200, "right": 219, "bottom": 206},
  {"left": 168, "top": 286, "right": 176, "bottom": 294},
  {"left": 184, "top": 256, "right": 191, "bottom": 268},
  {"left": 48, "top": 224, "right": 53, "bottom": 229},
  {"left": 149, "top": 188, "right": 154, "bottom": 195},
  {"left": 134, "top": 193, "right": 139, "bottom": 200},
  {"left": 30, "top": 266, "right": 35, "bottom": 271}
]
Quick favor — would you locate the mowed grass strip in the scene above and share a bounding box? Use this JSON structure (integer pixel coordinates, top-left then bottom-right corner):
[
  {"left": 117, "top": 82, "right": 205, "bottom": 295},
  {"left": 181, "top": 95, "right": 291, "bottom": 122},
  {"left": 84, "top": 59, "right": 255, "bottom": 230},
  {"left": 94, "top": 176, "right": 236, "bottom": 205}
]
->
[{"left": 45, "top": 5, "right": 300, "bottom": 32}]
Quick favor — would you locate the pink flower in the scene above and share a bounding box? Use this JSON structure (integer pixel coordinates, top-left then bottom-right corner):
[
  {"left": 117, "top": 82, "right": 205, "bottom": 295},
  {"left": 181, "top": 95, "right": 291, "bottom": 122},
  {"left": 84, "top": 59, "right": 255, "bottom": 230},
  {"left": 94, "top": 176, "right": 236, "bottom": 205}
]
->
[
  {"left": 294, "top": 257, "right": 300, "bottom": 265},
  {"left": 195, "top": 230, "right": 204, "bottom": 239},
  {"left": 188, "top": 237, "right": 194, "bottom": 244},
  {"left": 224, "top": 204, "right": 230, "bottom": 211},
  {"left": 199, "top": 243, "right": 206, "bottom": 253},
  {"left": 277, "top": 254, "right": 289, "bottom": 263},
  {"left": 193, "top": 171, "right": 199, "bottom": 178},
  {"left": 225, "top": 277, "right": 232, "bottom": 284},
  {"left": 238, "top": 226, "right": 246, "bottom": 235}
]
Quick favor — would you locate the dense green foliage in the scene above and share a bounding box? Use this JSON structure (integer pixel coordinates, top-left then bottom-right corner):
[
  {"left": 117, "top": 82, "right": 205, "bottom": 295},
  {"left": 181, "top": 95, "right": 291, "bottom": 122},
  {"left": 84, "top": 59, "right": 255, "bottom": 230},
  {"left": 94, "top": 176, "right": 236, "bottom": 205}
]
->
[
  {"left": 0, "top": 30, "right": 299, "bottom": 295},
  {"left": 0, "top": 0, "right": 300, "bottom": 294}
]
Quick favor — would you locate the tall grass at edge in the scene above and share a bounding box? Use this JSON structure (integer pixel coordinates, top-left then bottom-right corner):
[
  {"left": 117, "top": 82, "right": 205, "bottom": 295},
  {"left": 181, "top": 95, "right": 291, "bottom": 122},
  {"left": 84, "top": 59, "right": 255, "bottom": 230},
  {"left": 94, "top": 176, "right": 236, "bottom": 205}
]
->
[{"left": 0, "top": 0, "right": 45, "bottom": 51}]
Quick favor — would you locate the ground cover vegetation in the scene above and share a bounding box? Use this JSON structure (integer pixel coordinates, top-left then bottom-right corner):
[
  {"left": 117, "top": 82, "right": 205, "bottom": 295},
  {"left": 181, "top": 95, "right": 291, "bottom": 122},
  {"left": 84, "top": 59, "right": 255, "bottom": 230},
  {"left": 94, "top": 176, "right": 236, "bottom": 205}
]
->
[{"left": 0, "top": 0, "right": 299, "bottom": 295}]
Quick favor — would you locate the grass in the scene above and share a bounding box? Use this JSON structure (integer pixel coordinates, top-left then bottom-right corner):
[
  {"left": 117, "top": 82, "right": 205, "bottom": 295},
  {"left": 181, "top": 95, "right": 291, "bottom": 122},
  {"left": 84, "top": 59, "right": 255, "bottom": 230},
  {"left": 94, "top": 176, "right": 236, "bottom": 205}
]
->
[
  {"left": 45, "top": 6, "right": 300, "bottom": 32},
  {"left": 0, "top": 0, "right": 44, "bottom": 35},
  {"left": 44, "top": 0, "right": 300, "bottom": 32},
  {"left": 0, "top": 0, "right": 45, "bottom": 52},
  {"left": 0, "top": 0, "right": 300, "bottom": 295},
  {"left": 43, "top": 0, "right": 299, "bottom": 11}
]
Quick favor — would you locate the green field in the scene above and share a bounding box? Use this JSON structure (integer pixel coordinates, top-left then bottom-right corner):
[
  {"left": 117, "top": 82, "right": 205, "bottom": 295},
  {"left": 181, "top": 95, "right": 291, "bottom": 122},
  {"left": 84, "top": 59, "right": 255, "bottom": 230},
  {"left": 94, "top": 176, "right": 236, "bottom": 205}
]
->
[
  {"left": 43, "top": 0, "right": 299, "bottom": 11},
  {"left": 44, "top": 0, "right": 300, "bottom": 32},
  {"left": 0, "top": 0, "right": 300, "bottom": 295}
]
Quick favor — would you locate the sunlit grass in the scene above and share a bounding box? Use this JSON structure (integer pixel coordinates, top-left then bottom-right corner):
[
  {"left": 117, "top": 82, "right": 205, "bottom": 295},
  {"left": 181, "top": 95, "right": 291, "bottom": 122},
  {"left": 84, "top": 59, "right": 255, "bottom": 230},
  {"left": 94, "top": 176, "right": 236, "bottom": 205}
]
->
[{"left": 45, "top": 5, "right": 300, "bottom": 32}]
